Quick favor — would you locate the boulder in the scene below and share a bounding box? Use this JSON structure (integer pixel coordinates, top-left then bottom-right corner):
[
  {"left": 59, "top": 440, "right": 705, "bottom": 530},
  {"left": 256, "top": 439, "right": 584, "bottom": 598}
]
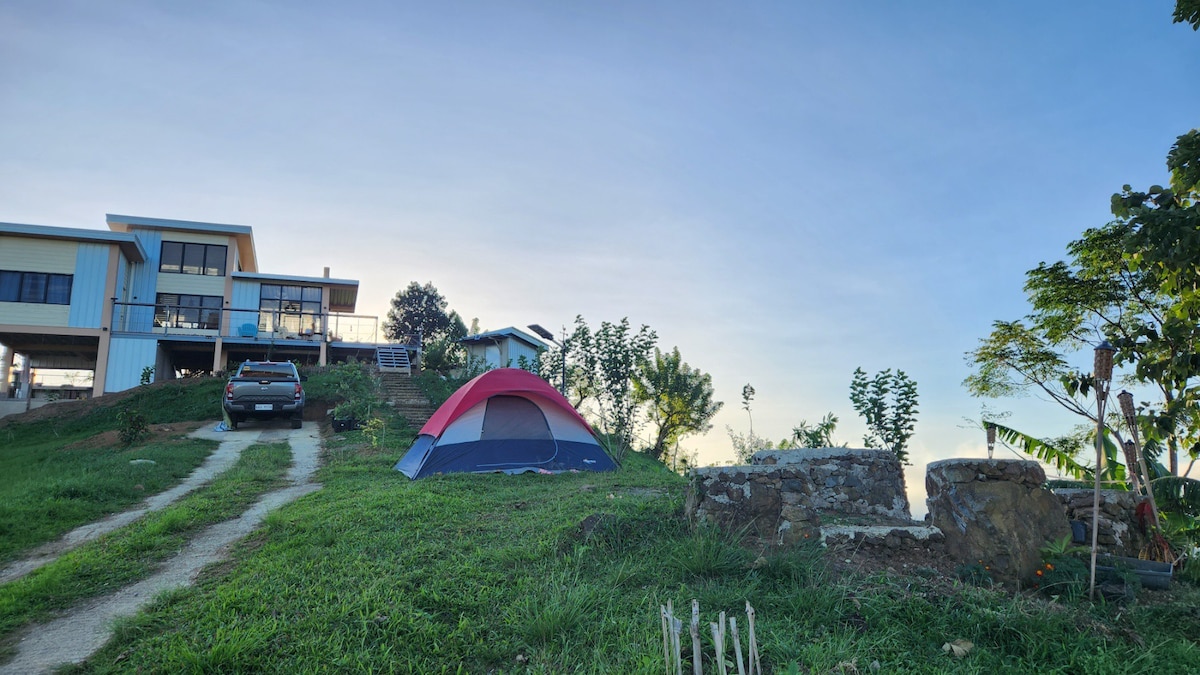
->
[{"left": 926, "top": 459, "right": 1070, "bottom": 580}]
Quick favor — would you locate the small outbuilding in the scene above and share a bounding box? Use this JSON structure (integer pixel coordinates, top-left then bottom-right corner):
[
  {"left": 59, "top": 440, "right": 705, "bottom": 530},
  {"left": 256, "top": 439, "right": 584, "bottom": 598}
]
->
[
  {"left": 393, "top": 368, "right": 616, "bottom": 479},
  {"left": 458, "top": 327, "right": 548, "bottom": 370}
]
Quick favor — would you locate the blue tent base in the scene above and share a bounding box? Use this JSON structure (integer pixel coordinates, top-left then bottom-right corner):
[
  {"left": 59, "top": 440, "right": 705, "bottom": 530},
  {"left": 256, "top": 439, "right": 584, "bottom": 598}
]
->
[{"left": 394, "top": 437, "right": 615, "bottom": 479}]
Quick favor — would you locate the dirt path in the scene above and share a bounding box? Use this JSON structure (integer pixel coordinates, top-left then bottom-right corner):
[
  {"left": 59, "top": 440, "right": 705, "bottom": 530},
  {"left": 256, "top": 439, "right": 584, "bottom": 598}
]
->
[
  {"left": 0, "top": 424, "right": 261, "bottom": 585},
  {"left": 0, "top": 422, "right": 323, "bottom": 674}
]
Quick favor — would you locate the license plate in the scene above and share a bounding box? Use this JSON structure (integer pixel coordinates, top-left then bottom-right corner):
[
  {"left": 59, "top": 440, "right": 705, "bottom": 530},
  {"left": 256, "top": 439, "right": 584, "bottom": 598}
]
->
[{"left": 254, "top": 404, "right": 273, "bottom": 411}]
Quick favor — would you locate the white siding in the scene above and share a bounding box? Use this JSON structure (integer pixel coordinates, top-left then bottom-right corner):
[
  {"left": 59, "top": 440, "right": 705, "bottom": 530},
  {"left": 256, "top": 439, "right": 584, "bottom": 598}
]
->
[
  {"left": 0, "top": 303, "right": 69, "bottom": 326},
  {"left": 156, "top": 272, "right": 226, "bottom": 296},
  {"left": 0, "top": 237, "right": 77, "bottom": 273},
  {"left": 156, "top": 231, "right": 233, "bottom": 246},
  {"left": 105, "top": 336, "right": 159, "bottom": 392},
  {"left": 68, "top": 243, "right": 111, "bottom": 328}
]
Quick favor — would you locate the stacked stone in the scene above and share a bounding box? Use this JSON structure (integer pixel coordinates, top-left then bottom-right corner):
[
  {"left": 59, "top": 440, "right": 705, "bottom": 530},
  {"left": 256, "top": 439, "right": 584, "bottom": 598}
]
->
[
  {"left": 1054, "top": 488, "right": 1144, "bottom": 556},
  {"left": 926, "top": 459, "right": 1069, "bottom": 580},
  {"left": 821, "top": 525, "right": 946, "bottom": 553},
  {"left": 686, "top": 466, "right": 820, "bottom": 546},
  {"left": 750, "top": 449, "right": 911, "bottom": 520}
]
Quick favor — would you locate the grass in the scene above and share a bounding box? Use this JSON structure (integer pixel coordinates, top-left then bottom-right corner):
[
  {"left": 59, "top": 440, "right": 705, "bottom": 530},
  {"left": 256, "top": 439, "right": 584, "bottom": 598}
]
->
[
  {"left": 2, "top": 377, "right": 1198, "bottom": 673},
  {"left": 0, "top": 441, "right": 292, "bottom": 649},
  {"left": 66, "top": 436, "right": 1200, "bottom": 674}
]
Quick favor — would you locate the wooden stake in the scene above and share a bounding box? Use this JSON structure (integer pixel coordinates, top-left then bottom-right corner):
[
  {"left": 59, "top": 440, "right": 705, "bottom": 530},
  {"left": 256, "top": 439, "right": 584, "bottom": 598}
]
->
[
  {"left": 662, "top": 605, "right": 672, "bottom": 675},
  {"left": 691, "top": 600, "right": 702, "bottom": 675},
  {"left": 746, "top": 602, "right": 760, "bottom": 675},
  {"left": 730, "top": 616, "right": 745, "bottom": 675},
  {"left": 710, "top": 622, "right": 727, "bottom": 675}
]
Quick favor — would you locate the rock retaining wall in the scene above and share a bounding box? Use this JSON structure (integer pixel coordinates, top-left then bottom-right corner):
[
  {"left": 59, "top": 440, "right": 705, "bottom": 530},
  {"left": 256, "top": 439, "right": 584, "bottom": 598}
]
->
[
  {"left": 1054, "top": 488, "right": 1146, "bottom": 557},
  {"left": 926, "top": 459, "right": 1069, "bottom": 579},
  {"left": 685, "top": 449, "right": 912, "bottom": 546}
]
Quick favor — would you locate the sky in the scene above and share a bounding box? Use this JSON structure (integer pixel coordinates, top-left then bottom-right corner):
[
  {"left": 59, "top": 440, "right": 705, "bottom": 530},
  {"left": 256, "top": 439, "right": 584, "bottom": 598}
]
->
[{"left": 2, "top": 1, "right": 1197, "bottom": 513}]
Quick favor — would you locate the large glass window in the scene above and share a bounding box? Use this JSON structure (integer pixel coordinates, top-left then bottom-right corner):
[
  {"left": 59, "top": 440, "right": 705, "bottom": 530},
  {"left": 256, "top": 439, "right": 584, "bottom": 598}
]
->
[
  {"left": 259, "top": 284, "right": 322, "bottom": 334},
  {"left": 0, "top": 270, "right": 72, "bottom": 305},
  {"left": 159, "top": 242, "right": 227, "bottom": 276},
  {"left": 155, "top": 293, "right": 223, "bottom": 329}
]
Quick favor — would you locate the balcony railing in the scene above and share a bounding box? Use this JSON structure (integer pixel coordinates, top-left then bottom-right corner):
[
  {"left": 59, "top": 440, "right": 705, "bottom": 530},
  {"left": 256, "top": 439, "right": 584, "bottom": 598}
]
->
[{"left": 109, "top": 301, "right": 387, "bottom": 344}]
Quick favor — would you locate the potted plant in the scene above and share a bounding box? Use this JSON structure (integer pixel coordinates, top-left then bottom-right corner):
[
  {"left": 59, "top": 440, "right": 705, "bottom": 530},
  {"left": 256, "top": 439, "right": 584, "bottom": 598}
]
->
[{"left": 331, "top": 402, "right": 359, "bottom": 432}]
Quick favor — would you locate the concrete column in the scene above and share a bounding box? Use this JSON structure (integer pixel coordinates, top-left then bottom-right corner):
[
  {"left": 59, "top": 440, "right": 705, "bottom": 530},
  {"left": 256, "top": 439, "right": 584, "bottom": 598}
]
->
[{"left": 0, "top": 347, "right": 13, "bottom": 398}]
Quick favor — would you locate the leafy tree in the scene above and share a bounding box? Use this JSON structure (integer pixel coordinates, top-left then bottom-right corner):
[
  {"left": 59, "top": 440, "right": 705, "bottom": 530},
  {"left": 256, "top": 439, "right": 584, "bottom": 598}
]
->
[
  {"left": 741, "top": 383, "right": 756, "bottom": 435},
  {"left": 383, "top": 282, "right": 467, "bottom": 373},
  {"left": 633, "top": 347, "right": 723, "bottom": 461},
  {"left": 1176, "top": 0, "right": 1200, "bottom": 29},
  {"left": 541, "top": 316, "right": 657, "bottom": 452},
  {"left": 849, "top": 367, "right": 919, "bottom": 463},
  {"left": 967, "top": 130, "right": 1200, "bottom": 477}
]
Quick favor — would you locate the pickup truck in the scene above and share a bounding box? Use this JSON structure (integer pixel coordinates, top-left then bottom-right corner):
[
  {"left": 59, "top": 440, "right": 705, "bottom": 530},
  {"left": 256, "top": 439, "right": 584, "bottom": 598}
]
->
[{"left": 223, "top": 361, "right": 306, "bottom": 429}]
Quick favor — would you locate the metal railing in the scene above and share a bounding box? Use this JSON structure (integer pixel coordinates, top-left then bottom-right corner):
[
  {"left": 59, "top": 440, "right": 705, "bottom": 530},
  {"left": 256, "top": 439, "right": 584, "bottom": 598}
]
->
[{"left": 109, "top": 301, "right": 382, "bottom": 344}]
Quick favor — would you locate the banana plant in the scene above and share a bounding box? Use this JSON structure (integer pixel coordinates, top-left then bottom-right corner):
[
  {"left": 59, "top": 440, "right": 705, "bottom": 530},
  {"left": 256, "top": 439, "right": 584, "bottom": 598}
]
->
[{"left": 985, "top": 421, "right": 1129, "bottom": 486}]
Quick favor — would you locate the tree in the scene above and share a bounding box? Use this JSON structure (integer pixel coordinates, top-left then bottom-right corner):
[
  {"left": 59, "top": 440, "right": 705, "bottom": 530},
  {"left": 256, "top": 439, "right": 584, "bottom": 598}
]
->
[
  {"left": 383, "top": 282, "right": 467, "bottom": 372},
  {"left": 849, "top": 367, "right": 919, "bottom": 463},
  {"left": 1176, "top": 0, "right": 1200, "bottom": 29},
  {"left": 540, "top": 316, "right": 657, "bottom": 452},
  {"left": 967, "top": 130, "right": 1200, "bottom": 478},
  {"left": 633, "top": 347, "right": 723, "bottom": 461}
]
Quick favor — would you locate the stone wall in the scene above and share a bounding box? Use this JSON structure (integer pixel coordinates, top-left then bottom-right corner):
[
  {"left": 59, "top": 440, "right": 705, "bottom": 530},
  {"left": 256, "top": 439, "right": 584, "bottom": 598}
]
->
[
  {"left": 750, "top": 448, "right": 911, "bottom": 520},
  {"left": 685, "top": 449, "right": 912, "bottom": 546},
  {"left": 1054, "top": 488, "right": 1147, "bottom": 557},
  {"left": 926, "top": 459, "right": 1069, "bottom": 579}
]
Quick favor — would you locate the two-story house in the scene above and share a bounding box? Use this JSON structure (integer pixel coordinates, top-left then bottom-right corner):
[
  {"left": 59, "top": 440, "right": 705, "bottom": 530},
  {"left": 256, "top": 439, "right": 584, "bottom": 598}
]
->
[{"left": 1, "top": 214, "right": 393, "bottom": 404}]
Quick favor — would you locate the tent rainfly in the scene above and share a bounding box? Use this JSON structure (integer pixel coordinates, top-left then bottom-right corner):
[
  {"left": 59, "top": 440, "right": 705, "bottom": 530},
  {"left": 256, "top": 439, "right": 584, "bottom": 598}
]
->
[{"left": 393, "top": 368, "right": 616, "bottom": 479}]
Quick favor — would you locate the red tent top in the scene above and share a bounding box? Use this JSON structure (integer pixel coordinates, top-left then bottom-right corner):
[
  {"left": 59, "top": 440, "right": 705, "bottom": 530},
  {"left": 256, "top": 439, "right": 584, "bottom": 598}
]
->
[{"left": 418, "top": 368, "right": 595, "bottom": 437}]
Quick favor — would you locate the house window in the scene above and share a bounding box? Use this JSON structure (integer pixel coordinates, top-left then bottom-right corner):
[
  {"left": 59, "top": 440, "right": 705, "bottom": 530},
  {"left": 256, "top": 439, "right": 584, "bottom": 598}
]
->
[
  {"left": 159, "top": 242, "right": 227, "bottom": 276},
  {"left": 155, "top": 293, "right": 223, "bottom": 329},
  {"left": 259, "top": 284, "right": 322, "bottom": 333},
  {"left": 0, "top": 270, "right": 73, "bottom": 305}
]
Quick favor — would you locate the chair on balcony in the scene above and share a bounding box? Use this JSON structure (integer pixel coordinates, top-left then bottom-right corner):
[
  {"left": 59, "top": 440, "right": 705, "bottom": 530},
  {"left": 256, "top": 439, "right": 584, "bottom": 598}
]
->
[{"left": 238, "top": 323, "right": 258, "bottom": 338}]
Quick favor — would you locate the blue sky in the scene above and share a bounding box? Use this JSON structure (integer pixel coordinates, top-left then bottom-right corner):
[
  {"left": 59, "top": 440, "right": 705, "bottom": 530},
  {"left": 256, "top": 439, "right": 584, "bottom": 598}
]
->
[{"left": 3, "top": 2, "right": 1197, "bottom": 509}]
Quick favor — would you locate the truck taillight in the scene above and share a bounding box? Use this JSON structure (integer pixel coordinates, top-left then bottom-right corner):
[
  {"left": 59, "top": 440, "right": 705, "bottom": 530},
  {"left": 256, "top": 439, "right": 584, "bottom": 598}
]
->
[
  {"left": 294, "top": 383, "right": 302, "bottom": 400},
  {"left": 225, "top": 383, "right": 234, "bottom": 400}
]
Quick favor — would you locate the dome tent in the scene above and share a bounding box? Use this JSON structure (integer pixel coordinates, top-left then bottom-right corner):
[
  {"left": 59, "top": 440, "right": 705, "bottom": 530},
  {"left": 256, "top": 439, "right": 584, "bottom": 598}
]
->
[{"left": 394, "top": 368, "right": 617, "bottom": 479}]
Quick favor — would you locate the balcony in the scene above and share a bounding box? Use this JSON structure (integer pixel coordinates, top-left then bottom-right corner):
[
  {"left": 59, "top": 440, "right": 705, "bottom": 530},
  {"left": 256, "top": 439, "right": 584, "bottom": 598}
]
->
[{"left": 108, "top": 301, "right": 396, "bottom": 346}]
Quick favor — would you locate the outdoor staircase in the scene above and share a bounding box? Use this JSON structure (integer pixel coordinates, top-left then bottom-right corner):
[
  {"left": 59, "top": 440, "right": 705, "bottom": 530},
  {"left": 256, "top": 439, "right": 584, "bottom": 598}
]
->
[
  {"left": 376, "top": 344, "right": 412, "bottom": 375},
  {"left": 378, "top": 372, "right": 437, "bottom": 429}
]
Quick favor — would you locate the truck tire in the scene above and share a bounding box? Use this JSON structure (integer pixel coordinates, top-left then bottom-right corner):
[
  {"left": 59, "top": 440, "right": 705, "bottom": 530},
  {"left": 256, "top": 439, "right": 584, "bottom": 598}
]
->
[
  {"left": 229, "top": 415, "right": 239, "bottom": 430},
  {"left": 291, "top": 415, "right": 302, "bottom": 429}
]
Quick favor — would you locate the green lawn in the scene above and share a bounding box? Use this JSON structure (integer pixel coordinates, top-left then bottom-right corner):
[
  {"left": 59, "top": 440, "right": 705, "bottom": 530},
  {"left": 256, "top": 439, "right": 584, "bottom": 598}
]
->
[
  {"left": 65, "top": 428, "right": 1200, "bottom": 674},
  {"left": 0, "top": 379, "right": 226, "bottom": 564}
]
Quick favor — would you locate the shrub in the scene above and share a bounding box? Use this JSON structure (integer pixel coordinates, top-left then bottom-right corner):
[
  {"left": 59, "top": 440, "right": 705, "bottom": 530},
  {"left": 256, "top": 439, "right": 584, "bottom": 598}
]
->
[{"left": 117, "top": 407, "right": 149, "bottom": 446}]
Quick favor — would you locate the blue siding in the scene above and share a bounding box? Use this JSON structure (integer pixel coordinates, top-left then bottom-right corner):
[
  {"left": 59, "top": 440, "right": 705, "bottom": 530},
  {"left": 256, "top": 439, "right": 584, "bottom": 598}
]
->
[
  {"left": 230, "top": 280, "right": 260, "bottom": 336},
  {"left": 68, "top": 243, "right": 111, "bottom": 328},
  {"left": 105, "top": 336, "right": 159, "bottom": 392},
  {"left": 508, "top": 341, "right": 541, "bottom": 370},
  {"left": 128, "top": 229, "right": 162, "bottom": 302}
]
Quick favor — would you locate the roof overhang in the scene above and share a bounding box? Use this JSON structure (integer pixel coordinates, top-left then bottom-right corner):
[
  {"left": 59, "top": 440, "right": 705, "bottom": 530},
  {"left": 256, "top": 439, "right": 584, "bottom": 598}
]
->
[
  {"left": 0, "top": 221, "right": 147, "bottom": 263},
  {"left": 232, "top": 271, "right": 359, "bottom": 312},
  {"left": 106, "top": 214, "right": 257, "bottom": 272},
  {"left": 458, "top": 327, "right": 549, "bottom": 350}
]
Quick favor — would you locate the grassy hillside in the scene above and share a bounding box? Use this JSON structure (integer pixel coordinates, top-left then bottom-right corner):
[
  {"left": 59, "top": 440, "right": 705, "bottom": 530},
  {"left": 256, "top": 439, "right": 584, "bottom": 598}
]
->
[{"left": 1, "top": 377, "right": 1197, "bottom": 673}]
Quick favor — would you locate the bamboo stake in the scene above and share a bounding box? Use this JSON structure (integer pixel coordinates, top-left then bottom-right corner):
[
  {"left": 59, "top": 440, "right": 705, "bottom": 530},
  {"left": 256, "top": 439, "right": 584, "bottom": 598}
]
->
[
  {"left": 662, "top": 604, "right": 672, "bottom": 675},
  {"left": 691, "top": 600, "right": 702, "bottom": 675},
  {"left": 730, "top": 616, "right": 745, "bottom": 675},
  {"left": 746, "top": 602, "right": 760, "bottom": 675},
  {"left": 710, "top": 621, "right": 727, "bottom": 675}
]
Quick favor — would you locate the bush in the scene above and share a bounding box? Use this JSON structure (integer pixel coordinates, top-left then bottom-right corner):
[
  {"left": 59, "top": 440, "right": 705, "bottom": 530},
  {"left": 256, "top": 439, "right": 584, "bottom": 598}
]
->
[{"left": 117, "top": 407, "right": 149, "bottom": 446}]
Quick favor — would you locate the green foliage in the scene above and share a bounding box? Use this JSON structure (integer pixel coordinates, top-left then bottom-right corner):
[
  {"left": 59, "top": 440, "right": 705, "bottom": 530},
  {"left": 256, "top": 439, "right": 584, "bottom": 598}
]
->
[
  {"left": 1034, "top": 556, "right": 1089, "bottom": 600},
  {"left": 791, "top": 412, "right": 844, "bottom": 449},
  {"left": 543, "top": 315, "right": 657, "bottom": 451},
  {"left": 955, "top": 562, "right": 994, "bottom": 586},
  {"left": 139, "top": 365, "right": 155, "bottom": 386},
  {"left": 116, "top": 407, "right": 149, "bottom": 445},
  {"left": 632, "top": 346, "right": 723, "bottom": 461},
  {"left": 309, "top": 361, "right": 381, "bottom": 420},
  {"left": 381, "top": 281, "right": 468, "bottom": 372},
  {"left": 359, "top": 417, "right": 387, "bottom": 449},
  {"left": 849, "top": 367, "right": 919, "bottom": 462},
  {"left": 1175, "top": 0, "right": 1200, "bottom": 30}
]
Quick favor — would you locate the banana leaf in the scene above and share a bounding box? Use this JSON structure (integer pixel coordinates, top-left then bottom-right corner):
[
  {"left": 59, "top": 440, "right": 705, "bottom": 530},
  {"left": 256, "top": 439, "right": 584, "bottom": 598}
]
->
[{"left": 988, "top": 421, "right": 1092, "bottom": 480}]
